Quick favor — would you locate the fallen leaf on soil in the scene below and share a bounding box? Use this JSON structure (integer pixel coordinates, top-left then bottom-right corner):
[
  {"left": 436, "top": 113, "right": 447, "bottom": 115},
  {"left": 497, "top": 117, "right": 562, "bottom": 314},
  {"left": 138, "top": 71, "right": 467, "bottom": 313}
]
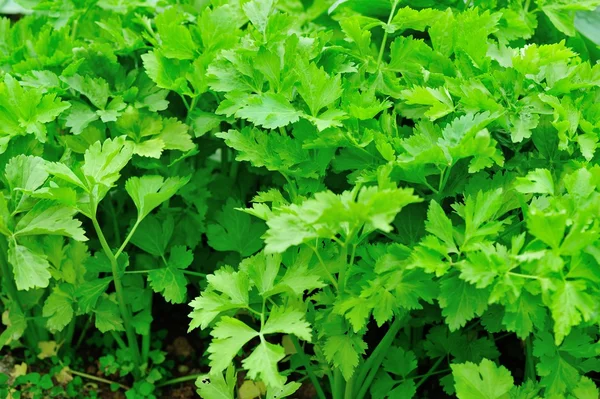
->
[
  {"left": 37, "top": 341, "right": 59, "bottom": 359},
  {"left": 55, "top": 367, "right": 73, "bottom": 384},
  {"left": 11, "top": 362, "right": 27, "bottom": 379}
]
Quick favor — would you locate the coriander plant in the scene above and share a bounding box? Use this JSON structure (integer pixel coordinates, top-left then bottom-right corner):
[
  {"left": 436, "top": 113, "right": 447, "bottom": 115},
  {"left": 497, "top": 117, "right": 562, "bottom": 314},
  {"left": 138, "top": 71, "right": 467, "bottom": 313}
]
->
[{"left": 1, "top": 0, "right": 600, "bottom": 398}]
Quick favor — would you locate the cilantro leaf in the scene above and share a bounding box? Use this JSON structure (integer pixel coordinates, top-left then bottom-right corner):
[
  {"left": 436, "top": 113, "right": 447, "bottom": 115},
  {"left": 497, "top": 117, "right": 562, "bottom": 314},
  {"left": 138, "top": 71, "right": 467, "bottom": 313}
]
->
[
  {"left": 8, "top": 242, "right": 52, "bottom": 291},
  {"left": 125, "top": 175, "right": 190, "bottom": 221},
  {"left": 207, "top": 199, "right": 266, "bottom": 257},
  {"left": 42, "top": 285, "right": 75, "bottom": 332},
  {"left": 451, "top": 358, "right": 514, "bottom": 399},
  {"left": 235, "top": 93, "right": 301, "bottom": 130},
  {"left": 439, "top": 275, "right": 489, "bottom": 331},
  {"left": 323, "top": 334, "right": 367, "bottom": 381},
  {"left": 147, "top": 246, "right": 193, "bottom": 304}
]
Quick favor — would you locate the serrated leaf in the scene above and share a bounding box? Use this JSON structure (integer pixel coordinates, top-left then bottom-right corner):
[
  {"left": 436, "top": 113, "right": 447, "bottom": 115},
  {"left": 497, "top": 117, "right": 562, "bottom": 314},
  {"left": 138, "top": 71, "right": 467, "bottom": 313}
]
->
[
  {"left": 208, "top": 317, "right": 258, "bottom": 372},
  {"left": 452, "top": 359, "right": 514, "bottom": 399},
  {"left": 439, "top": 275, "right": 489, "bottom": 331},
  {"left": 243, "top": 340, "right": 286, "bottom": 388},
  {"left": 207, "top": 199, "right": 266, "bottom": 257},
  {"left": 235, "top": 93, "right": 301, "bottom": 130},
  {"left": 262, "top": 306, "right": 312, "bottom": 341},
  {"left": 8, "top": 242, "right": 52, "bottom": 291},
  {"left": 75, "top": 277, "right": 112, "bottom": 313},
  {"left": 42, "top": 285, "right": 74, "bottom": 333},
  {"left": 94, "top": 297, "right": 124, "bottom": 333},
  {"left": 14, "top": 201, "right": 86, "bottom": 241},
  {"left": 125, "top": 175, "right": 190, "bottom": 221},
  {"left": 323, "top": 334, "right": 367, "bottom": 381}
]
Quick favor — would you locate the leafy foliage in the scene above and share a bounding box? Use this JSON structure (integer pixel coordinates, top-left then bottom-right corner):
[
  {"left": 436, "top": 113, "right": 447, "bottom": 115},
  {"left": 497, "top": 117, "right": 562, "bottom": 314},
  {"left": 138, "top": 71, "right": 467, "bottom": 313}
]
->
[{"left": 1, "top": 0, "right": 600, "bottom": 398}]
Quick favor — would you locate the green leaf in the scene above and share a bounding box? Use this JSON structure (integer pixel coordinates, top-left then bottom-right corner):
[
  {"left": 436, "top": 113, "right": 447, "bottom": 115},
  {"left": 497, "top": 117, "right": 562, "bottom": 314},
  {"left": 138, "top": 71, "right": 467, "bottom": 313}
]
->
[
  {"left": 514, "top": 169, "right": 555, "bottom": 195},
  {"left": 42, "top": 285, "right": 74, "bottom": 332},
  {"left": 235, "top": 93, "right": 301, "bottom": 130},
  {"left": 425, "top": 200, "right": 457, "bottom": 253},
  {"left": 534, "top": 331, "right": 581, "bottom": 395},
  {"left": 196, "top": 366, "right": 236, "bottom": 399},
  {"left": 142, "top": 50, "right": 190, "bottom": 93},
  {"left": 189, "top": 268, "right": 250, "bottom": 330},
  {"left": 8, "top": 242, "right": 52, "bottom": 291},
  {"left": 125, "top": 175, "right": 190, "bottom": 221},
  {"left": 75, "top": 277, "right": 112, "bottom": 313},
  {"left": 452, "top": 359, "right": 514, "bottom": 399},
  {"left": 61, "top": 74, "right": 110, "bottom": 109},
  {"left": 539, "top": 0, "right": 600, "bottom": 36},
  {"left": 64, "top": 103, "right": 99, "bottom": 135},
  {"left": 549, "top": 280, "right": 596, "bottom": 345},
  {"left": 5, "top": 154, "right": 48, "bottom": 196},
  {"left": 576, "top": 7, "right": 600, "bottom": 45},
  {"left": 262, "top": 306, "right": 312, "bottom": 341},
  {"left": 207, "top": 199, "right": 266, "bottom": 256},
  {"left": 14, "top": 201, "right": 86, "bottom": 241},
  {"left": 502, "top": 292, "right": 546, "bottom": 339},
  {"left": 242, "top": 0, "right": 274, "bottom": 34},
  {"left": 239, "top": 252, "right": 280, "bottom": 295},
  {"left": 158, "top": 118, "right": 195, "bottom": 152},
  {"left": 243, "top": 340, "right": 286, "bottom": 388},
  {"left": 526, "top": 207, "right": 567, "bottom": 250},
  {"left": 155, "top": 9, "right": 198, "bottom": 60},
  {"left": 208, "top": 317, "right": 258, "bottom": 371},
  {"left": 130, "top": 215, "right": 174, "bottom": 257},
  {"left": 82, "top": 136, "right": 134, "bottom": 201},
  {"left": 148, "top": 246, "right": 192, "bottom": 304},
  {"left": 0, "top": 304, "right": 27, "bottom": 348},
  {"left": 383, "top": 347, "right": 418, "bottom": 378},
  {"left": 439, "top": 275, "right": 489, "bottom": 331},
  {"left": 0, "top": 74, "right": 70, "bottom": 145},
  {"left": 94, "top": 297, "right": 124, "bottom": 333},
  {"left": 323, "top": 334, "right": 367, "bottom": 381},
  {"left": 296, "top": 61, "right": 343, "bottom": 117},
  {"left": 399, "top": 86, "right": 455, "bottom": 121}
]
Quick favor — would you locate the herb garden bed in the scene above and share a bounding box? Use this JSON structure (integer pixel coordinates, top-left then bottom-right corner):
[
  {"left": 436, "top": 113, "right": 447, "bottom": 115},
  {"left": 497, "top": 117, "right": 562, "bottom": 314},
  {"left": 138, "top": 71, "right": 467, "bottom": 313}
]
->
[{"left": 1, "top": 1, "right": 600, "bottom": 398}]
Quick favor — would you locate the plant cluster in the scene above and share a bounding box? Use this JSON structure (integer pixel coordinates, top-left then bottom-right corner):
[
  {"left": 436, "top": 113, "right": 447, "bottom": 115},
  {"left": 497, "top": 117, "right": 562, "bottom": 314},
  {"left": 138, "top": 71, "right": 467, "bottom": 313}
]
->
[{"left": 1, "top": 0, "right": 600, "bottom": 398}]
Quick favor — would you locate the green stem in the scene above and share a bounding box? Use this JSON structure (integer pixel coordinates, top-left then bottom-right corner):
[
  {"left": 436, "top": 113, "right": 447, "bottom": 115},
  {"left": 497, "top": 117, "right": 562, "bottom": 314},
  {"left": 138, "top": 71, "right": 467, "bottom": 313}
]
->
[
  {"left": 179, "top": 93, "right": 190, "bottom": 110},
  {"left": 308, "top": 244, "right": 338, "bottom": 289},
  {"left": 411, "top": 368, "right": 451, "bottom": 381},
  {"left": 229, "top": 157, "right": 239, "bottom": 183},
  {"left": 142, "top": 296, "right": 152, "bottom": 365},
  {"left": 291, "top": 336, "right": 327, "bottom": 399},
  {"left": 188, "top": 95, "right": 199, "bottom": 115},
  {"left": 333, "top": 369, "right": 345, "bottom": 399},
  {"left": 106, "top": 199, "right": 121, "bottom": 246},
  {"left": 438, "top": 167, "right": 448, "bottom": 193},
  {"left": 115, "top": 219, "right": 141, "bottom": 259},
  {"left": 91, "top": 215, "right": 142, "bottom": 374},
  {"left": 525, "top": 336, "right": 536, "bottom": 381},
  {"left": 182, "top": 270, "right": 207, "bottom": 277},
  {"left": 355, "top": 316, "right": 405, "bottom": 399},
  {"left": 156, "top": 374, "right": 207, "bottom": 388},
  {"left": 110, "top": 331, "right": 129, "bottom": 352},
  {"left": 377, "top": 0, "right": 399, "bottom": 66},
  {"left": 74, "top": 316, "right": 92, "bottom": 351},
  {"left": 281, "top": 173, "right": 298, "bottom": 202},
  {"left": 344, "top": 376, "right": 355, "bottom": 399},
  {"left": 69, "top": 369, "right": 130, "bottom": 390},
  {"left": 338, "top": 245, "right": 349, "bottom": 294},
  {"left": 414, "top": 356, "right": 444, "bottom": 389},
  {"left": 125, "top": 269, "right": 206, "bottom": 278},
  {"left": 221, "top": 146, "right": 230, "bottom": 175},
  {"left": 62, "top": 318, "right": 76, "bottom": 350},
  {"left": 508, "top": 272, "right": 539, "bottom": 280}
]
